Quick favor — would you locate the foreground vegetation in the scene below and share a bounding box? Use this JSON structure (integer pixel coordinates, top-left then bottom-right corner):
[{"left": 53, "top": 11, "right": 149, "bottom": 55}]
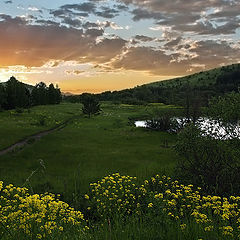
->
[{"left": 2, "top": 173, "right": 240, "bottom": 239}]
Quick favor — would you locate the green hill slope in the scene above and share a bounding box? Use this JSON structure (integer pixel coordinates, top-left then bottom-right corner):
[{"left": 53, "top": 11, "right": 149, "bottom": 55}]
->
[
  {"left": 93, "top": 63, "right": 240, "bottom": 106},
  {"left": 146, "top": 63, "right": 240, "bottom": 89}
]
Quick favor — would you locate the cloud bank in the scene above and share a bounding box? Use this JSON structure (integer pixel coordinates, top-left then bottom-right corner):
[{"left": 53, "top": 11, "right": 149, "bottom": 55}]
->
[{"left": 0, "top": 0, "right": 239, "bottom": 78}]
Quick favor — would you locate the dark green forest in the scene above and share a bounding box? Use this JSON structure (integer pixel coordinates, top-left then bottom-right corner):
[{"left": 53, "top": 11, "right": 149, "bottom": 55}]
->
[{"left": 0, "top": 76, "right": 62, "bottom": 110}]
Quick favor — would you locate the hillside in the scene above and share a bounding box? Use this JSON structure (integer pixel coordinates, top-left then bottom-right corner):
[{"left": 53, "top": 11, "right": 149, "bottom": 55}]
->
[
  {"left": 146, "top": 63, "right": 240, "bottom": 88},
  {"left": 92, "top": 63, "right": 240, "bottom": 106}
]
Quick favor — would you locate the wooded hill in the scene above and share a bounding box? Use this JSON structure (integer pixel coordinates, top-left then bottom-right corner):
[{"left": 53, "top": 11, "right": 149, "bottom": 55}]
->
[{"left": 93, "top": 63, "right": 240, "bottom": 106}]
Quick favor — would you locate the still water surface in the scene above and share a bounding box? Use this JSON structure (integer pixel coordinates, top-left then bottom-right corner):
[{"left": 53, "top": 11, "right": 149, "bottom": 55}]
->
[{"left": 135, "top": 118, "right": 240, "bottom": 140}]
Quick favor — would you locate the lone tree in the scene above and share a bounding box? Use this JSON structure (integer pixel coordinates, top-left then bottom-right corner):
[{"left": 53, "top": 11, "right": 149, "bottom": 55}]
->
[{"left": 82, "top": 94, "right": 101, "bottom": 118}]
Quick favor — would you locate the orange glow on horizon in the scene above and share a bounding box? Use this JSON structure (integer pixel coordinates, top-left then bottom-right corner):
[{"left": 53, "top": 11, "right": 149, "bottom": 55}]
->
[{"left": 0, "top": 66, "right": 178, "bottom": 94}]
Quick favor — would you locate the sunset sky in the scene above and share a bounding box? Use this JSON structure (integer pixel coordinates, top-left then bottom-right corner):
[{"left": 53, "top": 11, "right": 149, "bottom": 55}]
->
[{"left": 0, "top": 0, "right": 240, "bottom": 93}]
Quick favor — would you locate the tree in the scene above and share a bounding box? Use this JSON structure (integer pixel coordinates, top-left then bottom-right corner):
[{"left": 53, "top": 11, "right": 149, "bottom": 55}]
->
[
  {"left": 82, "top": 95, "right": 101, "bottom": 118},
  {"left": 5, "top": 76, "right": 30, "bottom": 109},
  {"left": 48, "top": 83, "right": 56, "bottom": 104},
  {"left": 32, "top": 82, "right": 61, "bottom": 106},
  {"left": 31, "top": 82, "right": 48, "bottom": 106},
  {"left": 5, "top": 76, "right": 18, "bottom": 109},
  {"left": 175, "top": 92, "right": 240, "bottom": 196},
  {"left": 207, "top": 92, "right": 240, "bottom": 139},
  {"left": 0, "top": 83, "right": 6, "bottom": 109},
  {"left": 55, "top": 84, "right": 62, "bottom": 104},
  {"left": 48, "top": 83, "right": 62, "bottom": 104},
  {"left": 175, "top": 124, "right": 240, "bottom": 196}
]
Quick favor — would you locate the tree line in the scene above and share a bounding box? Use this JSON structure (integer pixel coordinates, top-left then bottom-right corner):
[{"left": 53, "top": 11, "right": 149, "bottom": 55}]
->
[{"left": 0, "top": 76, "right": 62, "bottom": 110}]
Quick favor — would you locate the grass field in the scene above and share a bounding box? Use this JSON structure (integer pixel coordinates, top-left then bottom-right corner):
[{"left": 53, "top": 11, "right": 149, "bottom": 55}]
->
[
  {"left": 0, "top": 102, "right": 179, "bottom": 204},
  {"left": 0, "top": 103, "right": 81, "bottom": 150}
]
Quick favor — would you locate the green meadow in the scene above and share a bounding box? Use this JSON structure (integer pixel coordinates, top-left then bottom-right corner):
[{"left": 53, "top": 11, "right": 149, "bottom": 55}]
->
[
  {"left": 0, "top": 103, "right": 81, "bottom": 150},
  {"left": 0, "top": 102, "right": 179, "bottom": 203}
]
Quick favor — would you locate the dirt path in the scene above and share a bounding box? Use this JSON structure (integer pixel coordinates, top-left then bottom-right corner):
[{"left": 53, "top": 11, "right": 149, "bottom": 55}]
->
[{"left": 0, "top": 116, "right": 77, "bottom": 156}]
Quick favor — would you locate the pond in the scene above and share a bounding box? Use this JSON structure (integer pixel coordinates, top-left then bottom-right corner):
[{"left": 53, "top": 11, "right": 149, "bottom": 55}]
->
[{"left": 135, "top": 118, "right": 240, "bottom": 140}]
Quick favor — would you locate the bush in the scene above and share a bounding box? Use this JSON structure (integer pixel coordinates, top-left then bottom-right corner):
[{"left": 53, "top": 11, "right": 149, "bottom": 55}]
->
[
  {"left": 37, "top": 114, "right": 47, "bottom": 126},
  {"left": 146, "top": 109, "right": 182, "bottom": 132},
  {"left": 15, "top": 107, "right": 24, "bottom": 114},
  {"left": 175, "top": 124, "right": 240, "bottom": 196},
  {"left": 82, "top": 95, "right": 101, "bottom": 118},
  {"left": 122, "top": 98, "right": 146, "bottom": 105},
  {"left": 146, "top": 116, "right": 181, "bottom": 132},
  {"left": 0, "top": 182, "right": 87, "bottom": 239}
]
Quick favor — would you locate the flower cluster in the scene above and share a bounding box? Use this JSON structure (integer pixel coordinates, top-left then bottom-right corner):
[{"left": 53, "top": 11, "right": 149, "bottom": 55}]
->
[
  {"left": 87, "top": 174, "right": 240, "bottom": 239},
  {"left": 0, "top": 181, "right": 87, "bottom": 239},
  {"left": 87, "top": 173, "right": 146, "bottom": 217},
  {"left": 3, "top": 173, "right": 240, "bottom": 239},
  {"left": 144, "top": 174, "right": 240, "bottom": 238}
]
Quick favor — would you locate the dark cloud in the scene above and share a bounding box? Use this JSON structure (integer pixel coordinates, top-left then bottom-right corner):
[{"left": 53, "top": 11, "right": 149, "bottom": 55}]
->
[
  {"left": 119, "top": 0, "right": 238, "bottom": 14},
  {"left": 0, "top": 15, "right": 126, "bottom": 67},
  {"left": 110, "top": 45, "right": 198, "bottom": 76},
  {"left": 61, "top": 17, "right": 82, "bottom": 28},
  {"left": 114, "top": 4, "right": 129, "bottom": 11},
  {"left": 36, "top": 19, "right": 60, "bottom": 26},
  {"left": 95, "top": 6, "right": 119, "bottom": 18},
  {"left": 164, "top": 37, "right": 182, "bottom": 48},
  {"left": 85, "top": 28, "right": 104, "bottom": 37},
  {"left": 51, "top": 2, "right": 122, "bottom": 20},
  {"left": 119, "top": 0, "right": 240, "bottom": 36},
  {"left": 84, "top": 38, "right": 127, "bottom": 63},
  {"left": 60, "top": 2, "right": 96, "bottom": 13},
  {"left": 50, "top": 9, "right": 73, "bottom": 18},
  {"left": 156, "top": 13, "right": 200, "bottom": 26},
  {"left": 111, "top": 46, "right": 173, "bottom": 74},
  {"left": 110, "top": 37, "right": 240, "bottom": 76},
  {"left": 50, "top": 4, "right": 94, "bottom": 18},
  {"left": 171, "top": 19, "right": 240, "bottom": 35},
  {"left": 130, "top": 39, "right": 139, "bottom": 45},
  {"left": 82, "top": 21, "right": 99, "bottom": 29},
  {"left": 0, "top": 14, "right": 27, "bottom": 25},
  {"left": 189, "top": 40, "right": 240, "bottom": 68},
  {"left": 134, "top": 35, "right": 154, "bottom": 42},
  {"left": 200, "top": 20, "right": 240, "bottom": 35},
  {"left": 65, "top": 70, "right": 85, "bottom": 75},
  {"left": 132, "top": 8, "right": 164, "bottom": 21},
  {"left": 208, "top": 5, "right": 240, "bottom": 19}
]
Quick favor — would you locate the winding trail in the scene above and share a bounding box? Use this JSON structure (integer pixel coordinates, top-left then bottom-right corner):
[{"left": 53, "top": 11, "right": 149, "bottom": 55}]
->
[{"left": 0, "top": 116, "right": 78, "bottom": 156}]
